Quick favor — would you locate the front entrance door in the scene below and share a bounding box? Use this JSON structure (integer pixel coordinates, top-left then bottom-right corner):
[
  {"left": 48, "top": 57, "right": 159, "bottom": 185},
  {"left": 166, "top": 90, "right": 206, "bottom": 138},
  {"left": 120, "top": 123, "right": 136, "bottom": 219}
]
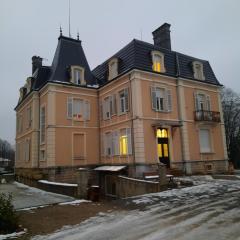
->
[{"left": 157, "top": 128, "right": 170, "bottom": 167}]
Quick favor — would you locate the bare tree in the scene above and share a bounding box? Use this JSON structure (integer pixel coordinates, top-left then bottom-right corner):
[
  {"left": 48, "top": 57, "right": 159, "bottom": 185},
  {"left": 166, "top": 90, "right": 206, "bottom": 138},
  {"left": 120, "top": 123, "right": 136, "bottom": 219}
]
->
[{"left": 221, "top": 87, "right": 240, "bottom": 168}]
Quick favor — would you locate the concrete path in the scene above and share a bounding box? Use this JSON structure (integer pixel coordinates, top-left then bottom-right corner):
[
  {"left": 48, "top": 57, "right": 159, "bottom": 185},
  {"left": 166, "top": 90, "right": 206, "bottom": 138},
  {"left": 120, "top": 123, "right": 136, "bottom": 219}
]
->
[{"left": 0, "top": 181, "right": 75, "bottom": 210}]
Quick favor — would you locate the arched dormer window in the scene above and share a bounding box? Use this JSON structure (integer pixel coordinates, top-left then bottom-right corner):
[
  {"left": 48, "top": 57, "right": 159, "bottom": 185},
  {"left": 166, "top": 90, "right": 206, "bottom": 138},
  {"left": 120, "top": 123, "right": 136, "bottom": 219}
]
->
[
  {"left": 108, "top": 58, "right": 118, "bottom": 80},
  {"left": 151, "top": 51, "right": 166, "bottom": 73},
  {"left": 70, "top": 66, "right": 86, "bottom": 85},
  {"left": 192, "top": 61, "right": 205, "bottom": 80}
]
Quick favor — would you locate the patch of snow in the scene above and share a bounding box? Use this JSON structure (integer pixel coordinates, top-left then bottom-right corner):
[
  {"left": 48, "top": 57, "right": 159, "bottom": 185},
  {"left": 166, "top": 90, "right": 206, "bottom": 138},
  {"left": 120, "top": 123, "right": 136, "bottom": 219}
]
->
[
  {"left": 18, "top": 205, "right": 49, "bottom": 211},
  {"left": 59, "top": 200, "right": 90, "bottom": 206},
  {"left": 119, "top": 176, "right": 158, "bottom": 184},
  {"left": 38, "top": 180, "right": 77, "bottom": 187},
  {"left": 94, "top": 165, "right": 126, "bottom": 171},
  {"left": 0, "top": 231, "right": 25, "bottom": 240}
]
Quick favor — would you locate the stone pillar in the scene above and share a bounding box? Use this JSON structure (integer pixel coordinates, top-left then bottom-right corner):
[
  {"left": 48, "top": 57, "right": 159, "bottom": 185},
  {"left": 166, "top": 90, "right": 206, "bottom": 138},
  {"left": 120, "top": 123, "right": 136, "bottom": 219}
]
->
[
  {"left": 158, "top": 163, "right": 167, "bottom": 186},
  {"left": 77, "top": 168, "right": 91, "bottom": 199}
]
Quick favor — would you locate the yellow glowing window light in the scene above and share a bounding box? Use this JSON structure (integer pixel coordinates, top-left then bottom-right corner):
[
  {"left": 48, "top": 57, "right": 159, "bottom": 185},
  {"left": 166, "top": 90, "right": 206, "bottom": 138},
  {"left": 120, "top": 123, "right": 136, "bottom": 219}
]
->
[
  {"left": 153, "top": 62, "right": 161, "bottom": 72},
  {"left": 156, "top": 129, "right": 168, "bottom": 138},
  {"left": 163, "top": 144, "right": 168, "bottom": 157},
  {"left": 120, "top": 135, "right": 128, "bottom": 155},
  {"left": 157, "top": 144, "right": 162, "bottom": 157}
]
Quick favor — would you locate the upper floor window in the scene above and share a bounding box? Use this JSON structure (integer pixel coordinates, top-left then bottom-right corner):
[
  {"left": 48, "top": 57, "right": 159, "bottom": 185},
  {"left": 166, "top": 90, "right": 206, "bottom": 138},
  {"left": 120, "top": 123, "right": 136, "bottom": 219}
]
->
[
  {"left": 40, "top": 106, "right": 46, "bottom": 144},
  {"left": 194, "top": 92, "right": 211, "bottom": 111},
  {"left": 27, "top": 106, "right": 32, "bottom": 128},
  {"left": 199, "top": 128, "right": 212, "bottom": 153},
  {"left": 151, "top": 51, "right": 166, "bottom": 73},
  {"left": 151, "top": 86, "right": 172, "bottom": 112},
  {"left": 119, "top": 88, "right": 129, "bottom": 114},
  {"left": 102, "top": 95, "right": 117, "bottom": 120},
  {"left": 17, "top": 114, "right": 23, "bottom": 134},
  {"left": 192, "top": 61, "right": 205, "bottom": 80},
  {"left": 108, "top": 58, "right": 118, "bottom": 80},
  {"left": 70, "top": 66, "right": 86, "bottom": 85},
  {"left": 67, "top": 97, "right": 90, "bottom": 121}
]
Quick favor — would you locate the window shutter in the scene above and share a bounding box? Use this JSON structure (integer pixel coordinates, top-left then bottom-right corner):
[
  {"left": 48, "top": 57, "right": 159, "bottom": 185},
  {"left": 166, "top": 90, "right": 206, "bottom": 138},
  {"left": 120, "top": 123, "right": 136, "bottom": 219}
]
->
[
  {"left": 112, "top": 94, "right": 117, "bottom": 115},
  {"left": 194, "top": 92, "right": 199, "bottom": 110},
  {"left": 206, "top": 95, "right": 211, "bottom": 111},
  {"left": 125, "top": 88, "right": 129, "bottom": 112},
  {"left": 151, "top": 86, "right": 157, "bottom": 110},
  {"left": 103, "top": 100, "right": 106, "bottom": 120},
  {"left": 110, "top": 96, "right": 113, "bottom": 116},
  {"left": 167, "top": 89, "right": 172, "bottom": 112},
  {"left": 127, "top": 128, "right": 132, "bottom": 154},
  {"left": 67, "top": 97, "right": 73, "bottom": 118},
  {"left": 84, "top": 101, "right": 90, "bottom": 120}
]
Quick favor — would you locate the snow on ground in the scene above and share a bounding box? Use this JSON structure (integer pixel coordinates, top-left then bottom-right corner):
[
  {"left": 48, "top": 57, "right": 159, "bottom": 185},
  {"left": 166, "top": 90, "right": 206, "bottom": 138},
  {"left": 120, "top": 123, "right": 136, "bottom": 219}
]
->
[
  {"left": 32, "top": 178, "right": 240, "bottom": 240},
  {"left": 0, "top": 231, "right": 26, "bottom": 240},
  {"left": 0, "top": 182, "right": 75, "bottom": 210},
  {"left": 58, "top": 200, "right": 90, "bottom": 206},
  {"left": 38, "top": 180, "right": 77, "bottom": 187}
]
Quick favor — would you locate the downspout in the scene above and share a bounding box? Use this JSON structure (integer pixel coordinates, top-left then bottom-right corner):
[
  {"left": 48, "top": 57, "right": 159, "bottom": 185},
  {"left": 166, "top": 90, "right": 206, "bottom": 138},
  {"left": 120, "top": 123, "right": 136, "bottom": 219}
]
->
[{"left": 37, "top": 91, "right": 40, "bottom": 168}]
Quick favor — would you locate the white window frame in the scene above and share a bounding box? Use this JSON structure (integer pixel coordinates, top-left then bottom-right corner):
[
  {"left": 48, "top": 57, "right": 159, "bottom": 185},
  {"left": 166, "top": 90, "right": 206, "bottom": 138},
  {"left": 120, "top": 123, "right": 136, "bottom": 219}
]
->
[
  {"left": 119, "top": 128, "right": 132, "bottom": 156},
  {"left": 192, "top": 61, "right": 205, "bottom": 80},
  {"left": 70, "top": 66, "right": 86, "bottom": 85},
  {"left": 40, "top": 149, "right": 46, "bottom": 161},
  {"left": 199, "top": 128, "right": 212, "bottom": 153},
  {"left": 67, "top": 97, "right": 90, "bottom": 121},
  {"left": 118, "top": 88, "right": 129, "bottom": 115},
  {"left": 108, "top": 58, "right": 118, "bottom": 80},
  {"left": 151, "top": 51, "right": 166, "bottom": 73},
  {"left": 151, "top": 86, "right": 172, "bottom": 112},
  {"left": 194, "top": 92, "right": 211, "bottom": 111}
]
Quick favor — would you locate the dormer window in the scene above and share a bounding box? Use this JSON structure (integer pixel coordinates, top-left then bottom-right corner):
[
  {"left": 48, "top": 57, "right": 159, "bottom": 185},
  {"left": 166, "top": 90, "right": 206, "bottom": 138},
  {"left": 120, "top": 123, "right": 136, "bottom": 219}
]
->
[
  {"left": 192, "top": 61, "right": 205, "bottom": 80},
  {"left": 70, "top": 66, "right": 85, "bottom": 85},
  {"left": 151, "top": 51, "right": 166, "bottom": 73},
  {"left": 26, "top": 77, "right": 32, "bottom": 93},
  {"left": 108, "top": 58, "right": 118, "bottom": 80}
]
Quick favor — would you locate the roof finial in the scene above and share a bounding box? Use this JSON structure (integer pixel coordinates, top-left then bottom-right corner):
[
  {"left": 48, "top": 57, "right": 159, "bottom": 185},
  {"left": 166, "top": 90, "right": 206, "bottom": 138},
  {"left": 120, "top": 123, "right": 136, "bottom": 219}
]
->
[
  {"left": 77, "top": 31, "right": 79, "bottom": 40},
  {"left": 68, "top": 0, "right": 71, "bottom": 38},
  {"left": 60, "top": 25, "right": 62, "bottom": 36}
]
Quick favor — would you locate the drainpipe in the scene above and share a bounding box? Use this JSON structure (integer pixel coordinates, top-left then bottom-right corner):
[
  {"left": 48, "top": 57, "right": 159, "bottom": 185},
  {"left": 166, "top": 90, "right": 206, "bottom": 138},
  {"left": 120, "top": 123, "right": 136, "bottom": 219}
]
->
[
  {"left": 129, "top": 73, "right": 136, "bottom": 172},
  {"left": 175, "top": 54, "right": 186, "bottom": 174}
]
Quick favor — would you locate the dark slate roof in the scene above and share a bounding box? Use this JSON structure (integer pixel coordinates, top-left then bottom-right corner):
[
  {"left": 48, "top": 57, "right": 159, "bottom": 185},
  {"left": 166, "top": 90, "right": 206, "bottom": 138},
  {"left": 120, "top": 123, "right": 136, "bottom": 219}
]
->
[
  {"left": 32, "top": 66, "right": 51, "bottom": 90},
  {"left": 49, "top": 36, "right": 96, "bottom": 85},
  {"left": 92, "top": 39, "right": 220, "bottom": 86}
]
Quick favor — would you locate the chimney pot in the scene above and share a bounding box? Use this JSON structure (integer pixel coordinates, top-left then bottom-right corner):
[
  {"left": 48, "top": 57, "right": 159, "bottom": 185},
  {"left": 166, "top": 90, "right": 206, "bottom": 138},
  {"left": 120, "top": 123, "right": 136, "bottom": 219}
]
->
[
  {"left": 32, "top": 56, "right": 42, "bottom": 74},
  {"left": 152, "top": 23, "right": 171, "bottom": 50}
]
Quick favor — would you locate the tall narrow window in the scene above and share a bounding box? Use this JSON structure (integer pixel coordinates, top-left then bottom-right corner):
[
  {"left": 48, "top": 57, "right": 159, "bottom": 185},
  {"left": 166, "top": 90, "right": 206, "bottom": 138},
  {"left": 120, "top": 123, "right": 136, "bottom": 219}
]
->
[
  {"left": 151, "top": 51, "right": 165, "bottom": 73},
  {"left": 199, "top": 129, "right": 211, "bottom": 153},
  {"left": 108, "top": 58, "right": 118, "bottom": 80},
  {"left": 119, "top": 128, "right": 132, "bottom": 155},
  {"left": 192, "top": 61, "right": 205, "bottom": 80},
  {"left": 25, "top": 139, "right": 30, "bottom": 162},
  {"left": 151, "top": 86, "right": 172, "bottom": 112},
  {"left": 70, "top": 66, "right": 85, "bottom": 85},
  {"left": 27, "top": 106, "right": 32, "bottom": 128},
  {"left": 119, "top": 89, "right": 129, "bottom": 114},
  {"left": 105, "top": 132, "right": 113, "bottom": 156},
  {"left": 40, "top": 106, "right": 46, "bottom": 143},
  {"left": 73, "top": 133, "right": 85, "bottom": 160}
]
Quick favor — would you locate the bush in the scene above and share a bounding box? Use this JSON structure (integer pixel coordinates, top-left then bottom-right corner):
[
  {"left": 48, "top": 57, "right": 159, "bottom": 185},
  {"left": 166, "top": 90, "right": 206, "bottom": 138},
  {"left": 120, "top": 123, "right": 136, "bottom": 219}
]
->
[{"left": 0, "top": 193, "right": 19, "bottom": 234}]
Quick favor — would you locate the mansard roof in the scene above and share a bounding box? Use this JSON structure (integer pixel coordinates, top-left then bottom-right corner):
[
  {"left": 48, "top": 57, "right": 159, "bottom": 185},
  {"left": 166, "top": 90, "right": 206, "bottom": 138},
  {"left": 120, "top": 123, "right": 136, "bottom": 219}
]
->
[
  {"left": 92, "top": 39, "right": 220, "bottom": 86},
  {"left": 49, "top": 35, "right": 96, "bottom": 85}
]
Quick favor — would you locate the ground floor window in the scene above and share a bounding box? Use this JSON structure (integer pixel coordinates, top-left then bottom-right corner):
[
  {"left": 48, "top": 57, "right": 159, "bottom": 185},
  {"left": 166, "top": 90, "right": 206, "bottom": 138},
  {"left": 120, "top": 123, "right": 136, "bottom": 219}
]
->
[
  {"left": 199, "top": 129, "right": 211, "bottom": 153},
  {"left": 103, "top": 128, "right": 132, "bottom": 156},
  {"left": 73, "top": 133, "right": 85, "bottom": 160}
]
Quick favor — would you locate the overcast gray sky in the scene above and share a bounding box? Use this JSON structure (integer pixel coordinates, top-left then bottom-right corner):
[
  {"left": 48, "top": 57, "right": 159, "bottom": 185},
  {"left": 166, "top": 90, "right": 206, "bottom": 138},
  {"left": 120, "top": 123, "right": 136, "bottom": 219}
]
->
[{"left": 0, "top": 0, "right": 239, "bottom": 144}]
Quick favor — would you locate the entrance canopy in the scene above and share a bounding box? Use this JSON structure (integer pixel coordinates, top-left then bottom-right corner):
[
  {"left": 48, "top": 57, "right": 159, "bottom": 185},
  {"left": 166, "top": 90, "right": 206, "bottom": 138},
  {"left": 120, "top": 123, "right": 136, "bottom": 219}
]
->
[
  {"left": 152, "top": 120, "right": 182, "bottom": 128},
  {"left": 94, "top": 165, "right": 126, "bottom": 172}
]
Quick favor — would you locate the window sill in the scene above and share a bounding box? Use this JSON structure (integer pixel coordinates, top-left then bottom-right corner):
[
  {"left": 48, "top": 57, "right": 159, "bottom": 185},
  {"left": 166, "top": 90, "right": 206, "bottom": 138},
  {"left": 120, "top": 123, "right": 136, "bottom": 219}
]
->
[
  {"left": 154, "top": 110, "right": 171, "bottom": 113},
  {"left": 200, "top": 151, "right": 215, "bottom": 154},
  {"left": 40, "top": 142, "right": 45, "bottom": 146},
  {"left": 73, "top": 157, "right": 86, "bottom": 160}
]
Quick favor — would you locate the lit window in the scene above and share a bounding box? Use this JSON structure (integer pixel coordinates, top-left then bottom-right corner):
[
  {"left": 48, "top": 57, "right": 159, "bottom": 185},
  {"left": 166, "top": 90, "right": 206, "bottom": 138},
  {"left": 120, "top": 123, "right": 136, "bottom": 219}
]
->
[
  {"left": 119, "top": 128, "right": 132, "bottom": 155},
  {"left": 156, "top": 129, "right": 168, "bottom": 138},
  {"left": 40, "top": 106, "right": 46, "bottom": 143},
  {"left": 108, "top": 58, "right": 118, "bottom": 80},
  {"left": 151, "top": 51, "right": 165, "bottom": 73},
  {"left": 192, "top": 61, "right": 205, "bottom": 80},
  {"left": 199, "top": 129, "right": 211, "bottom": 153}
]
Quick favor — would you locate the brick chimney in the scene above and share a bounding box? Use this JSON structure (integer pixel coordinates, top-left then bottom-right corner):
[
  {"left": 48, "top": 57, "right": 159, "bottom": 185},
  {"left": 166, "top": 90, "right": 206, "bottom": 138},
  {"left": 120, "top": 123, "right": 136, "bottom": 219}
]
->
[
  {"left": 152, "top": 23, "right": 171, "bottom": 50},
  {"left": 32, "top": 56, "right": 42, "bottom": 74}
]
